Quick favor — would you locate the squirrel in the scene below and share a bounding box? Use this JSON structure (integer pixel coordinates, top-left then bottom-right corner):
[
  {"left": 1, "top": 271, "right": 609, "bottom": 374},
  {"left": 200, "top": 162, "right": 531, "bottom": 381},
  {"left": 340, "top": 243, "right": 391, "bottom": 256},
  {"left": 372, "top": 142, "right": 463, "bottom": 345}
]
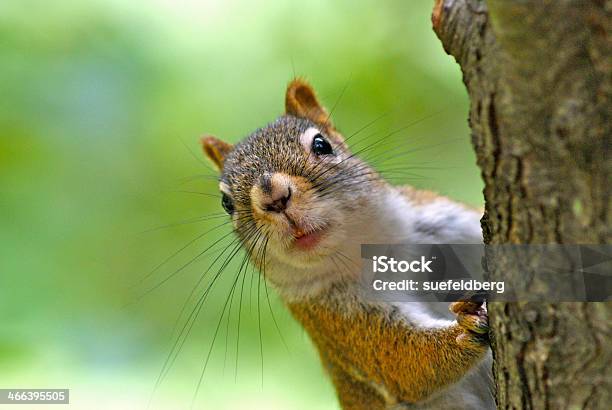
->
[{"left": 200, "top": 79, "right": 494, "bottom": 409}]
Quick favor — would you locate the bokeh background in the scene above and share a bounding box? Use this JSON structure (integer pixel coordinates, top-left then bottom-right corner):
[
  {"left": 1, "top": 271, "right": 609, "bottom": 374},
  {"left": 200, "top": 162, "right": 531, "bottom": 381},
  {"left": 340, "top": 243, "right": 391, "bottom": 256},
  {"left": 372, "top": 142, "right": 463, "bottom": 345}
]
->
[{"left": 0, "top": 1, "right": 482, "bottom": 409}]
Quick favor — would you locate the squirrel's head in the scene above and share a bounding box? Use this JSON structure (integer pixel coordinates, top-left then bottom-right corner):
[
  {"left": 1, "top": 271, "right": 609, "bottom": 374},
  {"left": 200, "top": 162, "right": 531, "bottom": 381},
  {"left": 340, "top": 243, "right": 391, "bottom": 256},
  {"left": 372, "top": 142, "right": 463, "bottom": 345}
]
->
[{"left": 201, "top": 79, "right": 378, "bottom": 293}]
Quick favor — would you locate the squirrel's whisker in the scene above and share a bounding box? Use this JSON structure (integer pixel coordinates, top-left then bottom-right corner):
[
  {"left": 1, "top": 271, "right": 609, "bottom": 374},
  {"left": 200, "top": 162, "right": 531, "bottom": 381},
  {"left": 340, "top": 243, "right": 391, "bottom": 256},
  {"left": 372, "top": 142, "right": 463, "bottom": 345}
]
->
[
  {"left": 135, "top": 219, "right": 234, "bottom": 287},
  {"left": 148, "top": 231, "right": 247, "bottom": 407}
]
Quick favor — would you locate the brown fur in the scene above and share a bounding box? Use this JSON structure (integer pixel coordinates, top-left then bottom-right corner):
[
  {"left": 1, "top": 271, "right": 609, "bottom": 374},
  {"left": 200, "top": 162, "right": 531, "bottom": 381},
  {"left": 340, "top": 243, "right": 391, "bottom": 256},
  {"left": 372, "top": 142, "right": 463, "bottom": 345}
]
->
[
  {"left": 285, "top": 78, "right": 333, "bottom": 129},
  {"left": 288, "top": 298, "right": 488, "bottom": 409},
  {"left": 396, "top": 186, "right": 444, "bottom": 206},
  {"left": 200, "top": 135, "right": 233, "bottom": 171}
]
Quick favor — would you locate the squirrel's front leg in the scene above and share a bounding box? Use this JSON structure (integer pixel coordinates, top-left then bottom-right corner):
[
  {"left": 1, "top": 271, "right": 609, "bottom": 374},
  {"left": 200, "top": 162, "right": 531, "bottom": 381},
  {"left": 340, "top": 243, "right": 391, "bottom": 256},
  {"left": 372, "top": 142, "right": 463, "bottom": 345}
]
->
[
  {"left": 323, "top": 301, "right": 490, "bottom": 409},
  {"left": 387, "top": 301, "right": 490, "bottom": 404}
]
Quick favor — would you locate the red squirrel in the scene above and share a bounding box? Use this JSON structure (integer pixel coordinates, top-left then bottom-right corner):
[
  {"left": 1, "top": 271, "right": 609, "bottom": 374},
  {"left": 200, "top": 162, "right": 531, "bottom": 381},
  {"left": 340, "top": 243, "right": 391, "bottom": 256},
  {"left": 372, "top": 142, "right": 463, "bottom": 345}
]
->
[{"left": 201, "top": 79, "right": 494, "bottom": 409}]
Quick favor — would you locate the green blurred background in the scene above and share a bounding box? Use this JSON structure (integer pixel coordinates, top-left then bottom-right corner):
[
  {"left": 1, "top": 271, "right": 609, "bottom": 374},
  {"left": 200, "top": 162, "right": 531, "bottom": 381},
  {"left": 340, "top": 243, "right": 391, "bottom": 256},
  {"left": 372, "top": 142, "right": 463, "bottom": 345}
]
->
[{"left": 0, "top": 1, "right": 482, "bottom": 409}]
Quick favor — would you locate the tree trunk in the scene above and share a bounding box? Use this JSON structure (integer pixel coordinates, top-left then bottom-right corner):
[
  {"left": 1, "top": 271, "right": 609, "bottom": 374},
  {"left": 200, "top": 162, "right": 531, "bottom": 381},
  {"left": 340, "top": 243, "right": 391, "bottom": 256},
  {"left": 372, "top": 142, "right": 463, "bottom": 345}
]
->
[{"left": 432, "top": 0, "right": 611, "bottom": 409}]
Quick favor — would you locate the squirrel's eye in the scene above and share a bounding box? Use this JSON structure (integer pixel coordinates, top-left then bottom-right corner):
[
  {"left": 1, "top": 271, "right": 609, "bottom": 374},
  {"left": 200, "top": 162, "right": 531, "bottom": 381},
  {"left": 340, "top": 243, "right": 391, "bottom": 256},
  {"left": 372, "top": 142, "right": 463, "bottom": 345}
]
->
[
  {"left": 221, "top": 193, "right": 234, "bottom": 215},
  {"left": 312, "top": 134, "right": 333, "bottom": 156}
]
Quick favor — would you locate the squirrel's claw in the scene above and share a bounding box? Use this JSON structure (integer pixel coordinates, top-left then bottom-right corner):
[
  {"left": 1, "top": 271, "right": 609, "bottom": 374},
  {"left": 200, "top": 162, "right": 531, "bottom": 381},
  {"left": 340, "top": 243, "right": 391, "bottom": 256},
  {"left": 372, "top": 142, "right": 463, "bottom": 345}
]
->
[
  {"left": 456, "top": 311, "right": 489, "bottom": 335},
  {"left": 450, "top": 301, "right": 490, "bottom": 346}
]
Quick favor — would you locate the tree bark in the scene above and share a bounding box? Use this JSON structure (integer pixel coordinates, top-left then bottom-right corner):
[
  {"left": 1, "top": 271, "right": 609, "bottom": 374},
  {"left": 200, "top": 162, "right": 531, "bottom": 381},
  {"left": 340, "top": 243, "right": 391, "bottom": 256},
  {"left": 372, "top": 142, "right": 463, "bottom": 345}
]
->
[{"left": 432, "top": 0, "right": 611, "bottom": 409}]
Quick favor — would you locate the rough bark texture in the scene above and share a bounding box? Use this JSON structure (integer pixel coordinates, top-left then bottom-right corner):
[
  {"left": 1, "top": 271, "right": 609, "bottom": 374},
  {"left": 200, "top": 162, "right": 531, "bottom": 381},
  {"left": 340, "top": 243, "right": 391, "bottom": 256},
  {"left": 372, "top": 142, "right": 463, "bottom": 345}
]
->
[{"left": 432, "top": 0, "right": 611, "bottom": 409}]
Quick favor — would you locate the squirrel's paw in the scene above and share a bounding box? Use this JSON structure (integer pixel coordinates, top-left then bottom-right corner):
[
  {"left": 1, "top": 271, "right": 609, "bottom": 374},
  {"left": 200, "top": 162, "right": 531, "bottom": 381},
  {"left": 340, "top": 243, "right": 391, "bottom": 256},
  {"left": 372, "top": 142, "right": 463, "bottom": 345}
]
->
[{"left": 449, "top": 301, "right": 489, "bottom": 347}]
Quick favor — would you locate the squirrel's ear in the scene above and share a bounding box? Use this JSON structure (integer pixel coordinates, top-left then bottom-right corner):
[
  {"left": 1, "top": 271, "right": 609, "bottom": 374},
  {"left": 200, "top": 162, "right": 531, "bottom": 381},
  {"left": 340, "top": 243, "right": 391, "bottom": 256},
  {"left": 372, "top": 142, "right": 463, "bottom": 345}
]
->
[
  {"left": 200, "top": 135, "right": 233, "bottom": 171},
  {"left": 285, "top": 79, "right": 333, "bottom": 129}
]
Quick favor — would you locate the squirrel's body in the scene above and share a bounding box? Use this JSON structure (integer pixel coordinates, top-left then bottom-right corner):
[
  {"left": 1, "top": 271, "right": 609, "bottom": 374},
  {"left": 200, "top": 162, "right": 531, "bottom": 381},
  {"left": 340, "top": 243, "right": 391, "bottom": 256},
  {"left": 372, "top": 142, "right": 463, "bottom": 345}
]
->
[
  {"left": 284, "top": 186, "right": 493, "bottom": 409},
  {"left": 201, "top": 79, "right": 494, "bottom": 409}
]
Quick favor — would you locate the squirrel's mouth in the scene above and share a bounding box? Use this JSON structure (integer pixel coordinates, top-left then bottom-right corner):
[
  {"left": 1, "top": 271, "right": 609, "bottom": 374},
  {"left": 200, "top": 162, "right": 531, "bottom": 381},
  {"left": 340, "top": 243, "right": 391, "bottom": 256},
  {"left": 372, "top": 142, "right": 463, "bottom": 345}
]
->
[{"left": 291, "top": 225, "right": 328, "bottom": 251}]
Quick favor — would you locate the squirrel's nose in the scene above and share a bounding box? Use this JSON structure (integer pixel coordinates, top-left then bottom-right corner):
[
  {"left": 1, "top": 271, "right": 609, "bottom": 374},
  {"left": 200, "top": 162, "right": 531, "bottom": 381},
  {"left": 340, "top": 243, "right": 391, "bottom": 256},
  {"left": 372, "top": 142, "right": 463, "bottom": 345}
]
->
[
  {"left": 263, "top": 187, "right": 291, "bottom": 213},
  {"left": 259, "top": 173, "right": 292, "bottom": 213}
]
